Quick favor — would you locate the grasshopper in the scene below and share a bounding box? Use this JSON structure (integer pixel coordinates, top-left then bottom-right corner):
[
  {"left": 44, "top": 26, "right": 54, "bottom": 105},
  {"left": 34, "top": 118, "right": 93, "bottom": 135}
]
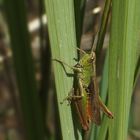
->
[{"left": 54, "top": 48, "right": 113, "bottom": 130}]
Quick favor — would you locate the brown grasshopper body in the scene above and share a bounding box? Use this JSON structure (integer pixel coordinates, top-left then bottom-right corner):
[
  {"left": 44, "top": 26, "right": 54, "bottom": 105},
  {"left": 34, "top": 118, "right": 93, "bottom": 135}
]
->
[{"left": 55, "top": 49, "right": 113, "bottom": 130}]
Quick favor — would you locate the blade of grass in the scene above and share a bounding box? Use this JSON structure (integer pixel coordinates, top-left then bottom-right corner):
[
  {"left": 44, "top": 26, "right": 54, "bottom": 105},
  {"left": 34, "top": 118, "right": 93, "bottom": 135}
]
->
[
  {"left": 96, "top": 117, "right": 109, "bottom": 140},
  {"left": 134, "top": 55, "right": 140, "bottom": 87},
  {"left": 95, "top": 0, "right": 111, "bottom": 56},
  {"left": 74, "top": 0, "right": 86, "bottom": 46},
  {"left": 108, "top": 0, "right": 140, "bottom": 140},
  {"left": 89, "top": 50, "right": 109, "bottom": 140},
  {"left": 99, "top": 50, "right": 109, "bottom": 102},
  {"left": 44, "top": 0, "right": 82, "bottom": 139},
  {"left": 89, "top": 0, "right": 111, "bottom": 138},
  {"left": 4, "top": 0, "right": 45, "bottom": 140}
]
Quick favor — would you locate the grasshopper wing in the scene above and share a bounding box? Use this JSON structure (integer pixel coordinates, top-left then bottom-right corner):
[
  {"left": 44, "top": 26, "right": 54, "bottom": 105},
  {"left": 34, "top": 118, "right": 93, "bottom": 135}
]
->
[
  {"left": 73, "top": 87, "right": 89, "bottom": 131},
  {"left": 74, "top": 99, "right": 89, "bottom": 130},
  {"left": 87, "top": 77, "right": 101, "bottom": 125}
]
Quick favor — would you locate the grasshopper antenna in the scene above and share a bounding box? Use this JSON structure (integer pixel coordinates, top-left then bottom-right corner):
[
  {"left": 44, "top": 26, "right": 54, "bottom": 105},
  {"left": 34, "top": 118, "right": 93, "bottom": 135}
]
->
[
  {"left": 91, "top": 43, "right": 95, "bottom": 53},
  {"left": 90, "top": 24, "right": 99, "bottom": 53},
  {"left": 76, "top": 47, "right": 87, "bottom": 54},
  {"left": 89, "top": 30, "right": 96, "bottom": 54}
]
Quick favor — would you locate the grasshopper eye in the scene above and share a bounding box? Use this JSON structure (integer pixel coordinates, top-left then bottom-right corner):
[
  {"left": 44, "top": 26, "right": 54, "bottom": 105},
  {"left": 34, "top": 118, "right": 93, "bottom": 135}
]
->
[
  {"left": 91, "top": 57, "right": 94, "bottom": 61},
  {"left": 88, "top": 57, "right": 95, "bottom": 63},
  {"left": 91, "top": 57, "right": 96, "bottom": 62},
  {"left": 90, "top": 53, "right": 96, "bottom": 62}
]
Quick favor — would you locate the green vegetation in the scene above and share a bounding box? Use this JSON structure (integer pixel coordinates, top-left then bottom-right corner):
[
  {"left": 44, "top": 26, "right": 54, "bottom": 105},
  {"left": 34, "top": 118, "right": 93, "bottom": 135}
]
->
[{"left": 3, "top": 0, "right": 140, "bottom": 139}]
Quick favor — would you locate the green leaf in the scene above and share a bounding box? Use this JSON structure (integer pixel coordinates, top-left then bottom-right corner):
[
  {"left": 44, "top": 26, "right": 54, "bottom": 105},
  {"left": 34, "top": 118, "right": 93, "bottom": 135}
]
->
[
  {"left": 100, "top": 50, "right": 109, "bottom": 102},
  {"left": 108, "top": 0, "right": 140, "bottom": 140},
  {"left": 44, "top": 0, "right": 82, "bottom": 139}
]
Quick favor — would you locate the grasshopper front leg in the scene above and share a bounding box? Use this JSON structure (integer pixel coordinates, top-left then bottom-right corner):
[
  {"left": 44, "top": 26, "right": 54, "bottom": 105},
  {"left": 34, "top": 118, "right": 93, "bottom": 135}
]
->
[
  {"left": 60, "top": 88, "right": 82, "bottom": 105},
  {"left": 52, "top": 59, "right": 82, "bottom": 73},
  {"left": 61, "top": 78, "right": 84, "bottom": 105},
  {"left": 53, "top": 59, "right": 84, "bottom": 103}
]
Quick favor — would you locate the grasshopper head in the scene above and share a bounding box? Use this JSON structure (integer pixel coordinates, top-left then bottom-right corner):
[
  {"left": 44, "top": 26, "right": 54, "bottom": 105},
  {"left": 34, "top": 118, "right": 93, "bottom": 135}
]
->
[{"left": 80, "top": 51, "right": 96, "bottom": 66}]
